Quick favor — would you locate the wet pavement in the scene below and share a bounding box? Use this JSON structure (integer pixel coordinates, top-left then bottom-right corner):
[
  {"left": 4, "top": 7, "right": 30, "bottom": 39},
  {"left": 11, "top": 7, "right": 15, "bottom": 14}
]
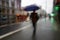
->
[
  {"left": 0, "top": 21, "right": 31, "bottom": 36},
  {"left": 1, "top": 17, "right": 60, "bottom": 40}
]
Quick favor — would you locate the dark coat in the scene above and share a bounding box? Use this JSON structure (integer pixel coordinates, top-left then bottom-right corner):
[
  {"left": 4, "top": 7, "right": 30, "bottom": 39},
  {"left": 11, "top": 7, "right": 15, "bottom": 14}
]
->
[{"left": 30, "top": 13, "right": 39, "bottom": 23}]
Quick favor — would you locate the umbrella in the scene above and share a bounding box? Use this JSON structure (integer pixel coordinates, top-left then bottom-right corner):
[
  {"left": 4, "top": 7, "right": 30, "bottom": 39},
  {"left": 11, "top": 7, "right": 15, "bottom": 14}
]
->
[{"left": 24, "top": 4, "right": 40, "bottom": 11}]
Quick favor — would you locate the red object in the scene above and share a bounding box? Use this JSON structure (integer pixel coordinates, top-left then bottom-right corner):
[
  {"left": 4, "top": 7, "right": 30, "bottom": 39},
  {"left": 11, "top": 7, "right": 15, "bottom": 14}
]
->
[{"left": 57, "top": 0, "right": 60, "bottom": 3}]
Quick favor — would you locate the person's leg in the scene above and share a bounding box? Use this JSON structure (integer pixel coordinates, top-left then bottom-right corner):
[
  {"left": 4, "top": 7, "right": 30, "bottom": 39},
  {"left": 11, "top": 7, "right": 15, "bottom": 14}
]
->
[
  {"left": 33, "top": 22, "right": 36, "bottom": 35},
  {"left": 33, "top": 22, "right": 36, "bottom": 29}
]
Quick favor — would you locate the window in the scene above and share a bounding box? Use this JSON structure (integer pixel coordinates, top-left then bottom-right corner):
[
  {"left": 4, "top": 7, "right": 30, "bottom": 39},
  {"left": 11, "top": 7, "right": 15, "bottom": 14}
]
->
[
  {"left": 11, "top": 1, "right": 14, "bottom": 7},
  {"left": 2, "top": 1, "right": 5, "bottom": 4},
  {"left": 2, "top": 8, "right": 5, "bottom": 12},
  {"left": 0, "top": 1, "right": 2, "bottom": 5},
  {"left": 7, "top": 9, "right": 9, "bottom": 13},
  {"left": 0, "top": 8, "right": 1, "bottom": 13},
  {"left": 12, "top": 9, "right": 14, "bottom": 13}
]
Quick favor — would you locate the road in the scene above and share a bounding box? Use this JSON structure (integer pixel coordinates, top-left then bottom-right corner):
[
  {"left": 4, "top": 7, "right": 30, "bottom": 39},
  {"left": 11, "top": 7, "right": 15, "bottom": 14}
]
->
[{"left": 1, "top": 17, "right": 60, "bottom": 40}]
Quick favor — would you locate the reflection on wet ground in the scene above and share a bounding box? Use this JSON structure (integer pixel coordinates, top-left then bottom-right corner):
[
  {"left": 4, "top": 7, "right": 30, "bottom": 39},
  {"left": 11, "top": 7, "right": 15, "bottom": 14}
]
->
[{"left": 50, "top": 17, "right": 60, "bottom": 40}]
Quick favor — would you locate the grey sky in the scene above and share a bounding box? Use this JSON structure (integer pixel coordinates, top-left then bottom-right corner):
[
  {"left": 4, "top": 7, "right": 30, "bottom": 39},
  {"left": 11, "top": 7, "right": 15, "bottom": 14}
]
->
[{"left": 21, "top": 0, "right": 53, "bottom": 13}]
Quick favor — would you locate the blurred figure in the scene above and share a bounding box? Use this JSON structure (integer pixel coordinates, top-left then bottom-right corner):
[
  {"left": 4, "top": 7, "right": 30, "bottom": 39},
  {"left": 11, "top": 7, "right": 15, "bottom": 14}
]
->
[
  {"left": 48, "top": 14, "right": 51, "bottom": 18},
  {"left": 40, "top": 14, "right": 42, "bottom": 18},
  {"left": 27, "top": 12, "right": 29, "bottom": 16},
  {"left": 30, "top": 10, "right": 39, "bottom": 35},
  {"left": 26, "top": 12, "right": 30, "bottom": 21},
  {"left": 38, "top": 6, "right": 47, "bottom": 18}
]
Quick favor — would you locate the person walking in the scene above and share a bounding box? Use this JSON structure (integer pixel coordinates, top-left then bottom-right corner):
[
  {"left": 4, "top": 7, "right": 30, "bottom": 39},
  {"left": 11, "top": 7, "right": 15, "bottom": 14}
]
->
[{"left": 30, "top": 9, "right": 39, "bottom": 35}]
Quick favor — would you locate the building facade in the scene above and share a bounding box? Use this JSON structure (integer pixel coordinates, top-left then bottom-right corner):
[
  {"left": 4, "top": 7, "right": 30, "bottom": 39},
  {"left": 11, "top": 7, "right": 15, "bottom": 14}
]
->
[
  {"left": 52, "top": 0, "right": 60, "bottom": 21},
  {"left": 0, "top": 0, "right": 21, "bottom": 26},
  {"left": 0, "top": 0, "right": 9, "bottom": 25},
  {"left": 52, "top": 0, "right": 60, "bottom": 14}
]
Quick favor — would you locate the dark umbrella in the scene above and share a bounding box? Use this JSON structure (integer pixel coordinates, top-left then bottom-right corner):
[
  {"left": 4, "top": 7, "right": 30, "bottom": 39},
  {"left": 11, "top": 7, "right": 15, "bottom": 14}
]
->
[{"left": 24, "top": 4, "right": 40, "bottom": 11}]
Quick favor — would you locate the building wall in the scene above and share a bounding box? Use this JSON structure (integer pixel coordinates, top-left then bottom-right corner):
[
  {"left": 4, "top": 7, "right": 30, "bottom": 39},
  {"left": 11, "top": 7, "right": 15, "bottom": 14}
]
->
[
  {"left": 0, "top": 0, "right": 21, "bottom": 26},
  {"left": 52, "top": 0, "right": 60, "bottom": 21}
]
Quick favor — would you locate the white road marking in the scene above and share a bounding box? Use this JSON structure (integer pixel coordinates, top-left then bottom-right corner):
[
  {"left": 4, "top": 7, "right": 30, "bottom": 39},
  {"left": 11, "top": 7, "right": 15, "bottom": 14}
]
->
[{"left": 0, "top": 24, "right": 31, "bottom": 39}]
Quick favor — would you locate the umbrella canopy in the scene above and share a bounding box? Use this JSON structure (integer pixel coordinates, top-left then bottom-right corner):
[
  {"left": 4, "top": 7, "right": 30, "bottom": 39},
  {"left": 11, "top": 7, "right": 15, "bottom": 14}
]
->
[{"left": 24, "top": 4, "right": 40, "bottom": 11}]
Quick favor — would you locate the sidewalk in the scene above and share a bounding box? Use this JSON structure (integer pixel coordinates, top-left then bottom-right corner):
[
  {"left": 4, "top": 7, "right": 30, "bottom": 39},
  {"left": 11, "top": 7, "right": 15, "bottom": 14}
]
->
[
  {"left": 1, "top": 17, "right": 58, "bottom": 40},
  {"left": 0, "top": 20, "right": 31, "bottom": 38}
]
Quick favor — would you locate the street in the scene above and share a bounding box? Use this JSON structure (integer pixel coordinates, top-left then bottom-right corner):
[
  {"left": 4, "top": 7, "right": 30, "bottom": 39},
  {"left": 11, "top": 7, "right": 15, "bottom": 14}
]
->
[{"left": 1, "top": 17, "right": 60, "bottom": 40}]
